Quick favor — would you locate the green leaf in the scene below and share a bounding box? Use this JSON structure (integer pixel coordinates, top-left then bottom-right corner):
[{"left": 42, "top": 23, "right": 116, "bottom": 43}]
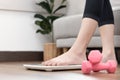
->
[
  {"left": 34, "top": 14, "right": 45, "bottom": 20},
  {"left": 42, "top": 20, "right": 51, "bottom": 29},
  {"left": 35, "top": 20, "right": 41, "bottom": 28},
  {"left": 35, "top": 20, "right": 52, "bottom": 34},
  {"left": 34, "top": 14, "right": 50, "bottom": 24},
  {"left": 47, "top": 16, "right": 60, "bottom": 23},
  {"left": 35, "top": 20, "right": 41, "bottom": 26},
  {"left": 40, "top": 21, "right": 51, "bottom": 30},
  {"left": 36, "top": 29, "right": 49, "bottom": 34},
  {"left": 53, "top": 5, "right": 66, "bottom": 13},
  {"left": 39, "top": 20, "right": 51, "bottom": 31},
  {"left": 37, "top": 1, "right": 52, "bottom": 13},
  {"left": 35, "top": 20, "right": 51, "bottom": 30}
]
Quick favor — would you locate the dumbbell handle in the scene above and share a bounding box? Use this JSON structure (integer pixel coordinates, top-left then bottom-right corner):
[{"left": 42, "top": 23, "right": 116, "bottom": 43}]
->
[
  {"left": 92, "top": 61, "right": 117, "bottom": 73},
  {"left": 92, "top": 63, "right": 109, "bottom": 71}
]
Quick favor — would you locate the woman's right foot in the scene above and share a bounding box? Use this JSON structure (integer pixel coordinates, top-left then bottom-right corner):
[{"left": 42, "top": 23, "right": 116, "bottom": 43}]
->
[{"left": 42, "top": 50, "right": 86, "bottom": 66}]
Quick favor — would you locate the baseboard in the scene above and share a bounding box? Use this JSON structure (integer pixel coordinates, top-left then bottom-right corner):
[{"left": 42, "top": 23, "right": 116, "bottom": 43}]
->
[{"left": 0, "top": 51, "right": 43, "bottom": 62}]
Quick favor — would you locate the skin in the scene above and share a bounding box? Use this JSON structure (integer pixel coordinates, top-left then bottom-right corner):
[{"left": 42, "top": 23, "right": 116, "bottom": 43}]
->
[
  {"left": 99, "top": 24, "right": 117, "bottom": 63},
  {"left": 42, "top": 18, "right": 117, "bottom": 66}
]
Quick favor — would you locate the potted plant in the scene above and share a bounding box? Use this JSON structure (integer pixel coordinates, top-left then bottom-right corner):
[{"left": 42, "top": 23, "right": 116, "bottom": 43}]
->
[
  {"left": 34, "top": 0, "right": 67, "bottom": 61},
  {"left": 34, "top": 0, "right": 66, "bottom": 41}
]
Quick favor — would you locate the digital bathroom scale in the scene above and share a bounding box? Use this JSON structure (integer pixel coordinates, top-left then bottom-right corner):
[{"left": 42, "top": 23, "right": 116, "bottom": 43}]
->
[{"left": 23, "top": 64, "right": 81, "bottom": 71}]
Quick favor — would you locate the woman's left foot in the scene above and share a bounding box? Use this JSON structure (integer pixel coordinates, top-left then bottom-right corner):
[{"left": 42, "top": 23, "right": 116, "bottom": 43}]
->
[{"left": 102, "top": 51, "right": 118, "bottom": 64}]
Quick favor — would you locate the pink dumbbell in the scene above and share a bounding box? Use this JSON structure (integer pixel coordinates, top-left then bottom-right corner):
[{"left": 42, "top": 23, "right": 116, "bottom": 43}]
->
[
  {"left": 92, "top": 60, "right": 117, "bottom": 73},
  {"left": 82, "top": 50, "right": 102, "bottom": 73},
  {"left": 82, "top": 50, "right": 117, "bottom": 74},
  {"left": 88, "top": 50, "right": 102, "bottom": 64}
]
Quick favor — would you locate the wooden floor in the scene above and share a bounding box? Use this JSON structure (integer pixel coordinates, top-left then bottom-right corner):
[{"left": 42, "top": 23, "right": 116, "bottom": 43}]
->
[{"left": 0, "top": 61, "right": 120, "bottom": 80}]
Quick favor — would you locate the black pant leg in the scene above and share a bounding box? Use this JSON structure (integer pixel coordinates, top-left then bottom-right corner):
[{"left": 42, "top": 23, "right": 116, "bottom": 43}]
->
[
  {"left": 83, "top": 0, "right": 102, "bottom": 24},
  {"left": 99, "top": 0, "right": 114, "bottom": 26},
  {"left": 83, "top": 0, "right": 114, "bottom": 27}
]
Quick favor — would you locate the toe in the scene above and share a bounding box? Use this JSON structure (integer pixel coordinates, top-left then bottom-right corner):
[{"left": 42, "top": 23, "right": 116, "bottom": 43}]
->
[
  {"left": 41, "top": 60, "right": 52, "bottom": 66},
  {"left": 51, "top": 62, "right": 57, "bottom": 66},
  {"left": 56, "top": 61, "right": 67, "bottom": 66}
]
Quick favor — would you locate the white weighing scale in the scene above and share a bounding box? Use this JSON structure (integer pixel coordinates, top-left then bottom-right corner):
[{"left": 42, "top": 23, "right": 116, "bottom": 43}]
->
[{"left": 23, "top": 64, "right": 81, "bottom": 71}]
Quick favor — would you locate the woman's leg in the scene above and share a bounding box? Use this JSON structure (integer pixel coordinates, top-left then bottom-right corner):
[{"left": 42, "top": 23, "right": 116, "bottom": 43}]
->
[
  {"left": 42, "top": 0, "right": 101, "bottom": 66},
  {"left": 99, "top": 0, "right": 117, "bottom": 63},
  {"left": 99, "top": 25, "right": 117, "bottom": 63},
  {"left": 42, "top": 18, "right": 98, "bottom": 66}
]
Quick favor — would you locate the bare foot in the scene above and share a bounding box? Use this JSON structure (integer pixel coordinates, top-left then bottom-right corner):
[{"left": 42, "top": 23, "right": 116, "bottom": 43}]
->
[
  {"left": 102, "top": 51, "right": 118, "bottom": 64},
  {"left": 42, "top": 50, "right": 86, "bottom": 66}
]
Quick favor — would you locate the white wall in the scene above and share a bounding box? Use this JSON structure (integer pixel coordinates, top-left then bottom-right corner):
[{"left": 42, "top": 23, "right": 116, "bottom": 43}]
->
[
  {"left": 0, "top": 0, "right": 57, "bottom": 51},
  {"left": 0, "top": 0, "right": 41, "bottom": 12}
]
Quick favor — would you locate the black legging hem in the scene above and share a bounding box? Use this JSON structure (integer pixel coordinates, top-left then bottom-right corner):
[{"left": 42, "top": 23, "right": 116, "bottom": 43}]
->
[
  {"left": 83, "top": 13, "right": 100, "bottom": 23},
  {"left": 99, "top": 20, "right": 114, "bottom": 27},
  {"left": 83, "top": 14, "right": 114, "bottom": 26}
]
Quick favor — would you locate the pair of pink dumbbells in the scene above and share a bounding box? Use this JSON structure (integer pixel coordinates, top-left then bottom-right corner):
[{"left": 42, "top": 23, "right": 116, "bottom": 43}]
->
[{"left": 82, "top": 50, "right": 117, "bottom": 74}]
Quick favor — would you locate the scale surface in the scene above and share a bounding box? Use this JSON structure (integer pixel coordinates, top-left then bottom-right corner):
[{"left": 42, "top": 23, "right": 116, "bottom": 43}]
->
[{"left": 23, "top": 64, "right": 81, "bottom": 71}]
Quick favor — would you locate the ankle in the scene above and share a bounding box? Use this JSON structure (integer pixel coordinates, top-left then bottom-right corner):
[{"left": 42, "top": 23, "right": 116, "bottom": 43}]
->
[
  {"left": 68, "top": 48, "right": 86, "bottom": 55},
  {"left": 102, "top": 49, "right": 115, "bottom": 55},
  {"left": 102, "top": 49, "right": 117, "bottom": 62}
]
